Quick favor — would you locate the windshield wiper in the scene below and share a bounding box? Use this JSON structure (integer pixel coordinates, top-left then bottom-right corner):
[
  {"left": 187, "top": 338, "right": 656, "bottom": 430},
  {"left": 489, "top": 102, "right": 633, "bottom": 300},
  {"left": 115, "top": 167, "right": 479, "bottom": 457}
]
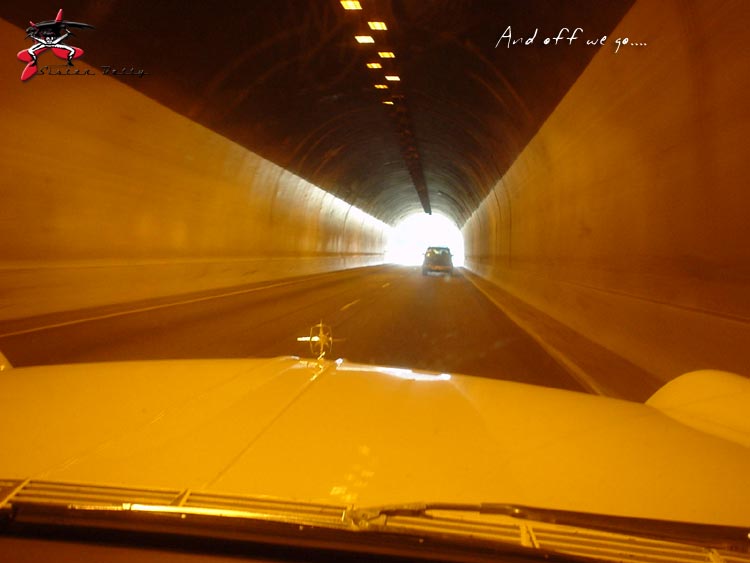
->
[
  {"left": 0, "top": 483, "right": 586, "bottom": 563},
  {"left": 349, "top": 502, "right": 750, "bottom": 557},
  {"left": 3, "top": 480, "right": 749, "bottom": 562}
]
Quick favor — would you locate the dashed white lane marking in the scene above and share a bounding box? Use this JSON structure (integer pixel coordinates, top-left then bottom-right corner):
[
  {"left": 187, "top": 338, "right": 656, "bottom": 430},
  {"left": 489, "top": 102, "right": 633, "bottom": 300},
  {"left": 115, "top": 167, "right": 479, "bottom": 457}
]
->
[{"left": 339, "top": 298, "right": 361, "bottom": 312}]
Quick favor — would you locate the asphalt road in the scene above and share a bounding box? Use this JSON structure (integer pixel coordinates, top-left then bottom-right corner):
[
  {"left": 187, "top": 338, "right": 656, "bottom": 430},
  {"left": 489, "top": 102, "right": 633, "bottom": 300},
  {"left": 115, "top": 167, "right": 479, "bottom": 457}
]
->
[{"left": 0, "top": 265, "right": 587, "bottom": 393}]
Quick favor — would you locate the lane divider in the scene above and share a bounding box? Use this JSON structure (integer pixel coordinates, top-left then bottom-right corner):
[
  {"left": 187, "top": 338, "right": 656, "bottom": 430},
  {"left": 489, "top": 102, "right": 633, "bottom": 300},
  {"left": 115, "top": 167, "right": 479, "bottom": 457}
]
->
[
  {"left": 462, "top": 271, "right": 612, "bottom": 397},
  {"left": 339, "top": 298, "right": 361, "bottom": 312}
]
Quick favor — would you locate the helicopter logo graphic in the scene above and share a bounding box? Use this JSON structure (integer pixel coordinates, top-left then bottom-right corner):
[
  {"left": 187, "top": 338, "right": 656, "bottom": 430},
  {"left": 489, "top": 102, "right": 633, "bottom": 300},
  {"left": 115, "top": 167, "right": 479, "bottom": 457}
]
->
[{"left": 17, "top": 8, "right": 94, "bottom": 81}]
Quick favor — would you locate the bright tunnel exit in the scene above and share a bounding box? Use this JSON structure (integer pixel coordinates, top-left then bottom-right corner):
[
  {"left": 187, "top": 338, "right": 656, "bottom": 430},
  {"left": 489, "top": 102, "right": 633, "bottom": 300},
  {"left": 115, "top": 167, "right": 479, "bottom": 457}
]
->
[{"left": 385, "top": 213, "right": 465, "bottom": 267}]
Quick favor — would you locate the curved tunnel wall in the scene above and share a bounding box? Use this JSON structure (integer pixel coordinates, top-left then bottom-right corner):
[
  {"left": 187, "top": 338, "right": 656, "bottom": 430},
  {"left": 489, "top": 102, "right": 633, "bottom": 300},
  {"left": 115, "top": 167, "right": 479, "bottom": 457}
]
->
[
  {"left": 0, "top": 18, "right": 388, "bottom": 322},
  {"left": 463, "top": 0, "right": 749, "bottom": 382}
]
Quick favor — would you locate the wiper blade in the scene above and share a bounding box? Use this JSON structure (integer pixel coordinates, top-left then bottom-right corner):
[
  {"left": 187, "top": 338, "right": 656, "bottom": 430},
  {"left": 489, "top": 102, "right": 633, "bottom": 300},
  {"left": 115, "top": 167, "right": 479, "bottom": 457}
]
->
[
  {"left": 3, "top": 480, "right": 750, "bottom": 562},
  {"left": 0, "top": 481, "right": 588, "bottom": 563},
  {"left": 350, "top": 502, "right": 750, "bottom": 556}
]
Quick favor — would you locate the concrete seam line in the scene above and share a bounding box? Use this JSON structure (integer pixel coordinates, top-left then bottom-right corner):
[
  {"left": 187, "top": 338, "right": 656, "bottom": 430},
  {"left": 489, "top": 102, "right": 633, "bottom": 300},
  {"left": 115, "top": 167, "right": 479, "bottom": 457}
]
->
[
  {"left": 462, "top": 270, "right": 613, "bottom": 398},
  {"left": 0, "top": 255, "right": 384, "bottom": 270},
  {"left": 507, "top": 269, "right": 750, "bottom": 326},
  {"left": 0, "top": 272, "right": 355, "bottom": 339}
]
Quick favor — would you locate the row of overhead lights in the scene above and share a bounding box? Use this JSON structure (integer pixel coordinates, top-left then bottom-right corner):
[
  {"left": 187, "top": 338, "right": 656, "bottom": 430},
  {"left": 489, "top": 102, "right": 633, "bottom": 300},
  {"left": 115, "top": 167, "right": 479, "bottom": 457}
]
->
[
  {"left": 339, "top": 0, "right": 432, "bottom": 212},
  {"left": 340, "top": 0, "right": 399, "bottom": 104}
]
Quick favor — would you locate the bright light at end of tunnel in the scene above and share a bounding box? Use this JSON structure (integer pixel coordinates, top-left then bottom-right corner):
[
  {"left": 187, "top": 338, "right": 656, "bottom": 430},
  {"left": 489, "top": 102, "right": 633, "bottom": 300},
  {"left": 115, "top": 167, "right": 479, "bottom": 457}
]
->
[{"left": 385, "top": 213, "right": 465, "bottom": 267}]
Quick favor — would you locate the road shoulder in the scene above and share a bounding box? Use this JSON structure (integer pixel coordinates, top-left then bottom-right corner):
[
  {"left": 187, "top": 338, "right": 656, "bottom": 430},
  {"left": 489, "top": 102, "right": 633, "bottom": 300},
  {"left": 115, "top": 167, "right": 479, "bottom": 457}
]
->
[{"left": 462, "top": 270, "right": 663, "bottom": 402}]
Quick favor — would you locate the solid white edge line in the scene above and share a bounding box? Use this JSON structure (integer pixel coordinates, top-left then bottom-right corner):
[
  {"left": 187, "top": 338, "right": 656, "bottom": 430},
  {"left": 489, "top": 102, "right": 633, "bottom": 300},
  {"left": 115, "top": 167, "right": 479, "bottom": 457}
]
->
[
  {"left": 462, "top": 272, "right": 612, "bottom": 397},
  {"left": 0, "top": 275, "right": 338, "bottom": 338}
]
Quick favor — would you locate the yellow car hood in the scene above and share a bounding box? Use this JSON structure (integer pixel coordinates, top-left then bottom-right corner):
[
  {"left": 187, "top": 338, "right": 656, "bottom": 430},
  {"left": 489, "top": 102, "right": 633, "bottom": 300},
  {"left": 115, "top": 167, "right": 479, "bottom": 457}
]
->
[{"left": 2, "top": 357, "right": 749, "bottom": 527}]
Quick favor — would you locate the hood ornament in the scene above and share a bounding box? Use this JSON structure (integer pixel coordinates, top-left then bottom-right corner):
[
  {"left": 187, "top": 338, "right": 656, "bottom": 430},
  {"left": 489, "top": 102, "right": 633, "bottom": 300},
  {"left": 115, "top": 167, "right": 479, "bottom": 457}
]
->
[{"left": 297, "top": 321, "right": 335, "bottom": 361}]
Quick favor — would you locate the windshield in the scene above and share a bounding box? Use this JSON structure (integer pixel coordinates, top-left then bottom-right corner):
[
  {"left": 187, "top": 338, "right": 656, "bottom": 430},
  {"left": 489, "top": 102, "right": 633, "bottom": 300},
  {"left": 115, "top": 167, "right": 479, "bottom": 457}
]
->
[{"left": 1, "top": 0, "right": 749, "bottom": 560}]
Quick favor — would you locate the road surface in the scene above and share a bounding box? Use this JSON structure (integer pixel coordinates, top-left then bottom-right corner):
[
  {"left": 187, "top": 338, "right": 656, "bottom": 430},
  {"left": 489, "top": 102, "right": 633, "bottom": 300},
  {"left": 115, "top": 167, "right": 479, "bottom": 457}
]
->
[{"left": 0, "top": 265, "right": 587, "bottom": 393}]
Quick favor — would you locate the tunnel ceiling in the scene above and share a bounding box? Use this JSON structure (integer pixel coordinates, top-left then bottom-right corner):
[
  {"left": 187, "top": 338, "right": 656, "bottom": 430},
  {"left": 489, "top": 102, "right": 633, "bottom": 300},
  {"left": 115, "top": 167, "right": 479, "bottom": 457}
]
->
[{"left": 3, "top": 1, "right": 633, "bottom": 226}]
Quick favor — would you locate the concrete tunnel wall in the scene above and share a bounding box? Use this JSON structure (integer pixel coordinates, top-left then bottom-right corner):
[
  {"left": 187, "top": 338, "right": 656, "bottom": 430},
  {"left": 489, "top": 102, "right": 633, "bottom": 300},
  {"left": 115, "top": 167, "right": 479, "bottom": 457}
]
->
[
  {"left": 0, "top": 18, "right": 389, "bottom": 322},
  {"left": 463, "top": 0, "right": 750, "bottom": 383}
]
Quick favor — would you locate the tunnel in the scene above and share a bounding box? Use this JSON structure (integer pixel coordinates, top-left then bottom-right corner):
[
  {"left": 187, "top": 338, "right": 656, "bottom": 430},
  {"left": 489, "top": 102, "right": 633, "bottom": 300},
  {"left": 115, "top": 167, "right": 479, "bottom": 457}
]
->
[{"left": 0, "top": 1, "right": 748, "bottom": 401}]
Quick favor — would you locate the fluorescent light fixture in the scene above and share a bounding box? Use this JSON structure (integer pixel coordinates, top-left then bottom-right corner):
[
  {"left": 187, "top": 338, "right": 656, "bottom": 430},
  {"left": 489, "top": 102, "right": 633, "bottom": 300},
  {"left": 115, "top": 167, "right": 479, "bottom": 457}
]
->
[
  {"left": 366, "top": 62, "right": 382, "bottom": 69},
  {"left": 378, "top": 51, "right": 395, "bottom": 58},
  {"left": 340, "top": 1, "right": 362, "bottom": 9},
  {"left": 355, "top": 35, "right": 375, "bottom": 44},
  {"left": 383, "top": 101, "right": 394, "bottom": 105},
  {"left": 368, "top": 21, "right": 387, "bottom": 30},
  {"left": 374, "top": 84, "right": 388, "bottom": 89},
  {"left": 385, "top": 75, "right": 400, "bottom": 81}
]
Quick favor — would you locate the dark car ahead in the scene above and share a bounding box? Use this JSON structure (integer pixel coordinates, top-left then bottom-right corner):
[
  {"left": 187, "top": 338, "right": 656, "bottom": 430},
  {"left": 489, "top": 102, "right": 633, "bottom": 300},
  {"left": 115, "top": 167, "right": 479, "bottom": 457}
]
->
[{"left": 422, "top": 246, "right": 453, "bottom": 275}]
